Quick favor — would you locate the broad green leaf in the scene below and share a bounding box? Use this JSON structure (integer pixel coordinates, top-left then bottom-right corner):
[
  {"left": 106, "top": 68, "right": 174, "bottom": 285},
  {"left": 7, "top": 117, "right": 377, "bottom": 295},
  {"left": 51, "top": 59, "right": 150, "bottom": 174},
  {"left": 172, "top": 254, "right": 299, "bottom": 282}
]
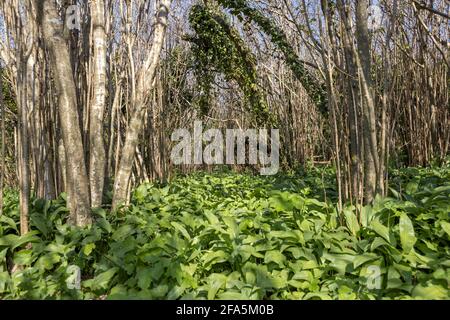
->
[
  {"left": 405, "top": 182, "right": 418, "bottom": 194},
  {"left": 30, "top": 213, "right": 49, "bottom": 237},
  {"left": 167, "top": 284, "right": 188, "bottom": 300},
  {"left": 0, "top": 271, "right": 10, "bottom": 293},
  {"left": 136, "top": 266, "right": 153, "bottom": 290},
  {"left": 0, "top": 231, "right": 40, "bottom": 249},
  {"left": 112, "top": 224, "right": 135, "bottom": 241},
  {"left": 304, "top": 292, "right": 332, "bottom": 300},
  {"left": 36, "top": 252, "right": 61, "bottom": 271},
  {"left": 108, "top": 285, "right": 129, "bottom": 300},
  {"left": 371, "top": 237, "right": 390, "bottom": 251},
  {"left": 338, "top": 285, "right": 357, "bottom": 300},
  {"left": 399, "top": 213, "right": 416, "bottom": 253},
  {"left": 353, "top": 254, "right": 379, "bottom": 269},
  {"left": 217, "top": 291, "right": 248, "bottom": 300},
  {"left": 202, "top": 210, "right": 220, "bottom": 226},
  {"left": 150, "top": 284, "right": 169, "bottom": 298},
  {"left": 171, "top": 221, "right": 191, "bottom": 240},
  {"left": 223, "top": 216, "right": 239, "bottom": 239},
  {"left": 302, "top": 260, "right": 319, "bottom": 270},
  {"left": 238, "top": 245, "right": 263, "bottom": 262},
  {"left": 83, "top": 267, "right": 118, "bottom": 291},
  {"left": 207, "top": 273, "right": 227, "bottom": 299},
  {"left": 370, "top": 219, "right": 391, "bottom": 244},
  {"left": 202, "top": 250, "right": 229, "bottom": 268},
  {"left": 0, "top": 215, "right": 18, "bottom": 232},
  {"left": 360, "top": 205, "right": 373, "bottom": 228},
  {"left": 440, "top": 221, "right": 450, "bottom": 237},
  {"left": 0, "top": 248, "right": 7, "bottom": 262},
  {"left": 412, "top": 283, "right": 448, "bottom": 299},
  {"left": 264, "top": 250, "right": 286, "bottom": 268},
  {"left": 13, "top": 249, "right": 33, "bottom": 265},
  {"left": 343, "top": 207, "right": 360, "bottom": 236}
]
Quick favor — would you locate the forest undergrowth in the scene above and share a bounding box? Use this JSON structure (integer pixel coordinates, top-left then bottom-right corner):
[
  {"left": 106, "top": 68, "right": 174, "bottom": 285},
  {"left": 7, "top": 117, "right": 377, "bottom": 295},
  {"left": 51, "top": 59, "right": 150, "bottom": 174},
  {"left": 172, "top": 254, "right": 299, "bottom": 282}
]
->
[{"left": 0, "top": 162, "right": 449, "bottom": 300}]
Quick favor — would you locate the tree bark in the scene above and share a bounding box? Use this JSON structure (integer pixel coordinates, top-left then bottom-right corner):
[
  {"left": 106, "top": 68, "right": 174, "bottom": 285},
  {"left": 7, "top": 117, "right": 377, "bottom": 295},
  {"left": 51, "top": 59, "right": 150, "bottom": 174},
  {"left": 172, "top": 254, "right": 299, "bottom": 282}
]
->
[
  {"left": 0, "top": 71, "right": 4, "bottom": 216},
  {"left": 37, "top": 0, "right": 92, "bottom": 226},
  {"left": 112, "top": 0, "right": 171, "bottom": 209},
  {"left": 89, "top": 0, "right": 107, "bottom": 207},
  {"left": 355, "top": 0, "right": 380, "bottom": 204}
]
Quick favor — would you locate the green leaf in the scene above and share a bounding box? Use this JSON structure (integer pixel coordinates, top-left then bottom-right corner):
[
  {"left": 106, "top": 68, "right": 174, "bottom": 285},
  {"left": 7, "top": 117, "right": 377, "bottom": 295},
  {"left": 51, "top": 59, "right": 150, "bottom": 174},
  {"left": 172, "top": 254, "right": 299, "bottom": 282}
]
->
[
  {"left": 83, "top": 267, "right": 118, "bottom": 291},
  {"left": 207, "top": 273, "right": 227, "bottom": 299},
  {"left": 360, "top": 205, "right": 373, "bottom": 228},
  {"left": 440, "top": 221, "right": 450, "bottom": 237},
  {"left": 371, "top": 237, "right": 390, "bottom": 251},
  {"left": 0, "top": 215, "right": 18, "bottom": 232},
  {"left": 202, "top": 250, "right": 229, "bottom": 269},
  {"left": 405, "top": 182, "right": 418, "bottom": 194},
  {"left": 136, "top": 266, "right": 153, "bottom": 290},
  {"left": 97, "top": 218, "right": 112, "bottom": 234},
  {"left": 264, "top": 250, "right": 286, "bottom": 268},
  {"left": 343, "top": 207, "right": 360, "bottom": 236},
  {"left": 353, "top": 254, "right": 379, "bottom": 269},
  {"left": 13, "top": 249, "right": 33, "bottom": 265},
  {"left": 0, "top": 231, "right": 40, "bottom": 249},
  {"left": 304, "top": 292, "right": 332, "bottom": 300},
  {"left": 412, "top": 283, "right": 448, "bottom": 299},
  {"left": 108, "top": 285, "right": 129, "bottom": 300},
  {"left": 112, "top": 224, "right": 135, "bottom": 241},
  {"left": 0, "top": 271, "right": 10, "bottom": 293},
  {"left": 238, "top": 245, "right": 263, "bottom": 262},
  {"left": 370, "top": 219, "right": 391, "bottom": 244},
  {"left": 217, "top": 291, "right": 247, "bottom": 300},
  {"left": 171, "top": 221, "right": 191, "bottom": 240},
  {"left": 338, "top": 285, "right": 357, "bottom": 300},
  {"left": 399, "top": 213, "right": 416, "bottom": 253},
  {"left": 202, "top": 210, "right": 220, "bottom": 226},
  {"left": 150, "top": 284, "right": 169, "bottom": 298},
  {"left": 30, "top": 213, "right": 49, "bottom": 237},
  {"left": 36, "top": 252, "right": 61, "bottom": 271},
  {"left": 389, "top": 187, "right": 401, "bottom": 199},
  {"left": 0, "top": 248, "right": 7, "bottom": 262},
  {"left": 83, "top": 243, "right": 96, "bottom": 256}
]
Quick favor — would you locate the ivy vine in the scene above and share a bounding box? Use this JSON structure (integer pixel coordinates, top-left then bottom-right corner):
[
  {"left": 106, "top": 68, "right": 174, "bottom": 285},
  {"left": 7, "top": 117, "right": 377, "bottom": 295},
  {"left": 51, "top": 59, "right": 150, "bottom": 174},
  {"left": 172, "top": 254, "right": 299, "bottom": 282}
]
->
[
  {"left": 186, "top": 4, "right": 274, "bottom": 125},
  {"left": 217, "top": 0, "right": 327, "bottom": 111}
]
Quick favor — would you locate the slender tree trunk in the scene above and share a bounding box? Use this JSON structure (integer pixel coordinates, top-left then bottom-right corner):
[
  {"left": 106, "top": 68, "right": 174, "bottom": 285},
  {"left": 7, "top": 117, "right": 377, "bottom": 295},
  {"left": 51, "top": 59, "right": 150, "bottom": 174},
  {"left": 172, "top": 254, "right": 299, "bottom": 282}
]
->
[
  {"left": 379, "top": 0, "right": 398, "bottom": 197},
  {"left": 341, "top": 28, "right": 361, "bottom": 203},
  {"left": 89, "top": 0, "right": 107, "bottom": 207},
  {"left": 37, "top": 0, "right": 92, "bottom": 226},
  {"left": 355, "top": 0, "right": 380, "bottom": 204},
  {"left": 0, "top": 71, "right": 5, "bottom": 215},
  {"left": 112, "top": 0, "right": 171, "bottom": 209},
  {"left": 18, "top": 55, "right": 30, "bottom": 235}
]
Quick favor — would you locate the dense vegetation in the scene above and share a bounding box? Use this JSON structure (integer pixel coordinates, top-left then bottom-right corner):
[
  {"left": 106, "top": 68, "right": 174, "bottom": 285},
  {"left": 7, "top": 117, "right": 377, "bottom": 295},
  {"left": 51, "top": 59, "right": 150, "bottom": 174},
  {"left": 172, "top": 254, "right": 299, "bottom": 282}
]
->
[
  {"left": 0, "top": 0, "right": 448, "bottom": 303},
  {"left": 1, "top": 163, "right": 448, "bottom": 300}
]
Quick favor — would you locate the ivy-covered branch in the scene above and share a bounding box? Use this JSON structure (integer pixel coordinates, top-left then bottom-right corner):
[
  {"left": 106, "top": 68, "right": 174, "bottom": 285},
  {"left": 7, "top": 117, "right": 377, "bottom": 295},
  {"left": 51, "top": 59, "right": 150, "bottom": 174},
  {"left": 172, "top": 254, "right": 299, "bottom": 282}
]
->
[
  {"left": 217, "top": 0, "right": 327, "bottom": 110},
  {"left": 186, "top": 4, "right": 274, "bottom": 125}
]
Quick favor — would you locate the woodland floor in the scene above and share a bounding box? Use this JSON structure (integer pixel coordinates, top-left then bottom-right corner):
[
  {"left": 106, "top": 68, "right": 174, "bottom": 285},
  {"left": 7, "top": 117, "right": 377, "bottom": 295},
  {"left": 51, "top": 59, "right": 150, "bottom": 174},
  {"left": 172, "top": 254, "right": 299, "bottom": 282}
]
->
[{"left": 0, "top": 163, "right": 449, "bottom": 299}]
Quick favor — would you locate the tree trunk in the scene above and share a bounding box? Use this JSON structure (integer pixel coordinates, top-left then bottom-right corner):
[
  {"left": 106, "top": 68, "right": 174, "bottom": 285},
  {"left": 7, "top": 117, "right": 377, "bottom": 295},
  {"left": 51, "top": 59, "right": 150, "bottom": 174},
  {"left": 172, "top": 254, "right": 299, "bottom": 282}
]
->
[
  {"left": 112, "top": 0, "right": 171, "bottom": 209},
  {"left": 37, "top": 0, "right": 92, "bottom": 226},
  {"left": 17, "top": 54, "right": 30, "bottom": 235},
  {"left": 0, "top": 71, "right": 4, "bottom": 216},
  {"left": 355, "top": 0, "right": 380, "bottom": 204},
  {"left": 89, "top": 0, "right": 107, "bottom": 207}
]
